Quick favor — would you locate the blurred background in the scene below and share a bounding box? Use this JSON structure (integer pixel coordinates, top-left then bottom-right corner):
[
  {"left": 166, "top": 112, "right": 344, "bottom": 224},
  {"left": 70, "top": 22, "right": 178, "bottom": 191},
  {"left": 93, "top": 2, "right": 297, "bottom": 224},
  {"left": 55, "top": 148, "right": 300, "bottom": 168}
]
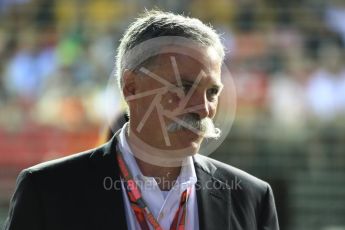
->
[{"left": 0, "top": 0, "right": 345, "bottom": 229}]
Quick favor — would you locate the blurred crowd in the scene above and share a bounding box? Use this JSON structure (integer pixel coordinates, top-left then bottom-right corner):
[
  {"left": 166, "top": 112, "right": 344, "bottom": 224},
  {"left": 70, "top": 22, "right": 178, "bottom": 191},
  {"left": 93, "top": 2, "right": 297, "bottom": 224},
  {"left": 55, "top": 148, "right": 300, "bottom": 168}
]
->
[{"left": 0, "top": 0, "right": 345, "bottom": 134}]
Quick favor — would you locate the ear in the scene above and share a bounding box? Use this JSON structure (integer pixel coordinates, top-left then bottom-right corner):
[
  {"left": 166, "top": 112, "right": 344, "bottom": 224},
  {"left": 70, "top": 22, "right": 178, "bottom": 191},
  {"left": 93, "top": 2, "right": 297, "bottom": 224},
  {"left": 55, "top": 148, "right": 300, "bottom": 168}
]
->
[{"left": 122, "top": 69, "right": 137, "bottom": 100}]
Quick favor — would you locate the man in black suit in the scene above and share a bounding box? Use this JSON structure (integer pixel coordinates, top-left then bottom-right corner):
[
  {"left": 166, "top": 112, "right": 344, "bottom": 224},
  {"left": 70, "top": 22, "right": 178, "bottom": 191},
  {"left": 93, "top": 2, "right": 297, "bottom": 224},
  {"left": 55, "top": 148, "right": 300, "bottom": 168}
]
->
[{"left": 4, "top": 10, "right": 279, "bottom": 230}]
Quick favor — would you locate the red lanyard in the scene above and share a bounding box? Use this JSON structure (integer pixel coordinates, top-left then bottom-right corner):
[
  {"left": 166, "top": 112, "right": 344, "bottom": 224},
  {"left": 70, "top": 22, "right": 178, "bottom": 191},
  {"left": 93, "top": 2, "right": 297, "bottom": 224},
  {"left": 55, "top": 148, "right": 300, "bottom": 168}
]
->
[{"left": 116, "top": 150, "right": 191, "bottom": 230}]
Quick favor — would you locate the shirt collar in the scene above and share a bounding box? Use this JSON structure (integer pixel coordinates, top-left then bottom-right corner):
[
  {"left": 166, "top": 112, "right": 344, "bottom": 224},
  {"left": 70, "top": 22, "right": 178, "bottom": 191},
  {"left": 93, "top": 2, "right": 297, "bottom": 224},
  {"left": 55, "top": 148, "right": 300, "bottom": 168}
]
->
[{"left": 118, "top": 123, "right": 197, "bottom": 189}]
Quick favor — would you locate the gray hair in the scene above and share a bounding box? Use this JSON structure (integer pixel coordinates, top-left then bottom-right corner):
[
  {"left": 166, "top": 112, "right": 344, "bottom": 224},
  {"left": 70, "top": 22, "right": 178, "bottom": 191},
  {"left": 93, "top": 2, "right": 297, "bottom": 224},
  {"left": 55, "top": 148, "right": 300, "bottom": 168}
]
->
[{"left": 115, "top": 10, "right": 225, "bottom": 94}]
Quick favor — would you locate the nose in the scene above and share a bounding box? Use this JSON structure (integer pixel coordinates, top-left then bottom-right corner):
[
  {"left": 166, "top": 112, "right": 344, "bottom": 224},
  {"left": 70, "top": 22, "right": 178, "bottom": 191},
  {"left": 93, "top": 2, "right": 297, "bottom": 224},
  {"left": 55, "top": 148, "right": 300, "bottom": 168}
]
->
[{"left": 188, "top": 90, "right": 210, "bottom": 119}]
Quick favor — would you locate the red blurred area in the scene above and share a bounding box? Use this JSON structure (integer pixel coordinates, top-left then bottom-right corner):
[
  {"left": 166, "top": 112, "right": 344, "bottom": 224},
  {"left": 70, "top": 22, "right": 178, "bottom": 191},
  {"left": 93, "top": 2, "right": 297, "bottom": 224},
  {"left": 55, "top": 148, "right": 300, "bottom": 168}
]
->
[{"left": 0, "top": 125, "right": 99, "bottom": 167}]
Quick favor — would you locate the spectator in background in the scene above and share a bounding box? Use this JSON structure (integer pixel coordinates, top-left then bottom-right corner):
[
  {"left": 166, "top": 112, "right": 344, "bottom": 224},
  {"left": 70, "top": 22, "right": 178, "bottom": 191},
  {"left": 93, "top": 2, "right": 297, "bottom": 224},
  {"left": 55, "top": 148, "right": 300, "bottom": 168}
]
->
[
  {"left": 306, "top": 42, "right": 345, "bottom": 121},
  {"left": 4, "top": 28, "right": 57, "bottom": 101},
  {"left": 268, "top": 54, "right": 310, "bottom": 131},
  {"left": 325, "top": 1, "right": 345, "bottom": 45}
]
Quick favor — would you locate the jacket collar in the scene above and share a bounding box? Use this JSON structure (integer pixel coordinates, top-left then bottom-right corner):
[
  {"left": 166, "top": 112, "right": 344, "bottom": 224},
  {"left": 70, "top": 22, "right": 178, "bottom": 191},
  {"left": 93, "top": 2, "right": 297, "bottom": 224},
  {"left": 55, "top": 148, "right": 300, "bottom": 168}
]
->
[{"left": 194, "top": 154, "right": 232, "bottom": 230}]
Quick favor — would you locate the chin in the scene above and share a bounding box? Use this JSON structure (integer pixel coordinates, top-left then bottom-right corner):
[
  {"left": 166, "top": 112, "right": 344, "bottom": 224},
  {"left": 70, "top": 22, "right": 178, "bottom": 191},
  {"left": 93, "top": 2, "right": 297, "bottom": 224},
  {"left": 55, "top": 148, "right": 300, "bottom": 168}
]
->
[{"left": 170, "top": 131, "right": 203, "bottom": 153}]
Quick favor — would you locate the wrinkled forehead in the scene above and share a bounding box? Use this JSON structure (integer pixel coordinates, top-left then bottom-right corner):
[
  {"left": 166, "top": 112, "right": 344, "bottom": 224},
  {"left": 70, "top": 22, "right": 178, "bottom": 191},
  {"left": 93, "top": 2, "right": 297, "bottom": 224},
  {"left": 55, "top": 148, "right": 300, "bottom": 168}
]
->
[
  {"left": 142, "top": 51, "right": 220, "bottom": 85},
  {"left": 157, "top": 45, "right": 222, "bottom": 73},
  {"left": 123, "top": 36, "right": 222, "bottom": 74},
  {"left": 135, "top": 47, "right": 223, "bottom": 89}
]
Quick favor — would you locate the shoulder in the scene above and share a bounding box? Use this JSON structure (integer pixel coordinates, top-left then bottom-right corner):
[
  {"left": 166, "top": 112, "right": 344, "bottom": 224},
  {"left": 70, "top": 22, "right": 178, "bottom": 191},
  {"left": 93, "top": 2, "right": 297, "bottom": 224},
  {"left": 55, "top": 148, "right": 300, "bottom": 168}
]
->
[
  {"left": 19, "top": 143, "right": 109, "bottom": 184},
  {"left": 194, "top": 154, "right": 271, "bottom": 195},
  {"left": 194, "top": 155, "right": 279, "bottom": 228},
  {"left": 26, "top": 148, "right": 95, "bottom": 174}
]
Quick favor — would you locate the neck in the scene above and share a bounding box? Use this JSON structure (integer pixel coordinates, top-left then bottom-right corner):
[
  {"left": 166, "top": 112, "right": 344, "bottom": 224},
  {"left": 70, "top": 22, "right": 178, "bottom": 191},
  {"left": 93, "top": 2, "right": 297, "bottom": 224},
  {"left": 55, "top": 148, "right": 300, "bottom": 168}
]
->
[{"left": 126, "top": 127, "right": 182, "bottom": 191}]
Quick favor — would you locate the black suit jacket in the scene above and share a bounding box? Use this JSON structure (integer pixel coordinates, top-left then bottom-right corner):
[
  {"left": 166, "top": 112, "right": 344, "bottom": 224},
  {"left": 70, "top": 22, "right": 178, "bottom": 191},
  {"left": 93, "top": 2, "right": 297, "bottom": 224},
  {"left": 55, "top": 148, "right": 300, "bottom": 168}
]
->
[{"left": 4, "top": 135, "right": 279, "bottom": 230}]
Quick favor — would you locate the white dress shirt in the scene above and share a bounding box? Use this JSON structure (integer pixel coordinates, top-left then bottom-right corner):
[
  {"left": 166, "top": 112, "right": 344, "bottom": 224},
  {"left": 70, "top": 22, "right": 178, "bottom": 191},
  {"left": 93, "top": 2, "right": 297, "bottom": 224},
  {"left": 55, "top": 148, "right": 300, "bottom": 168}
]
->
[{"left": 118, "top": 123, "right": 199, "bottom": 230}]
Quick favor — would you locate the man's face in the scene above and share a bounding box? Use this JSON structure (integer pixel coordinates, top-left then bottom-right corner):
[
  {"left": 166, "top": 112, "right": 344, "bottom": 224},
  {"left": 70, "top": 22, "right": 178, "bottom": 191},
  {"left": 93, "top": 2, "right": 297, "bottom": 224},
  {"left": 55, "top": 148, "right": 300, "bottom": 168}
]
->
[{"left": 125, "top": 46, "right": 223, "bottom": 155}]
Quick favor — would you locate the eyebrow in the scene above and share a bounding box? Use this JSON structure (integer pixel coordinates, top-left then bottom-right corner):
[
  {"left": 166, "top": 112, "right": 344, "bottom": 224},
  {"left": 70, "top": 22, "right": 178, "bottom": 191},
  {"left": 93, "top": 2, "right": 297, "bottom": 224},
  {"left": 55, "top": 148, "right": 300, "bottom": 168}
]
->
[{"left": 179, "top": 78, "right": 223, "bottom": 90}]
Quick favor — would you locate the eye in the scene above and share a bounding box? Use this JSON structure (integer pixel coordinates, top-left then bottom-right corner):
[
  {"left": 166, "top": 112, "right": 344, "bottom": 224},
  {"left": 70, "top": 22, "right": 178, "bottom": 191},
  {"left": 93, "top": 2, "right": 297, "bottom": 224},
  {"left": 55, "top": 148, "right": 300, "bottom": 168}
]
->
[
  {"left": 207, "top": 87, "right": 220, "bottom": 101},
  {"left": 181, "top": 83, "right": 192, "bottom": 94}
]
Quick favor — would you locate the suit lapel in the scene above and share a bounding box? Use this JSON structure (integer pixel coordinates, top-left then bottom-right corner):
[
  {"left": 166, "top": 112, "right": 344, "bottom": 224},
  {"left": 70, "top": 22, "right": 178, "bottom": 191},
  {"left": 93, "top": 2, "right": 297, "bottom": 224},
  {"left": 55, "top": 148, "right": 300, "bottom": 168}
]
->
[
  {"left": 85, "top": 134, "right": 128, "bottom": 230},
  {"left": 194, "top": 155, "right": 231, "bottom": 230}
]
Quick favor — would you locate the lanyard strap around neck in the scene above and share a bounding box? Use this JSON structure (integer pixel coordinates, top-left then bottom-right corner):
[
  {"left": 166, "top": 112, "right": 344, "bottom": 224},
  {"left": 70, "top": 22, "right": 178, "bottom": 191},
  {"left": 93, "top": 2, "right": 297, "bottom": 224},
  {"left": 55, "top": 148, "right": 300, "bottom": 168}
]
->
[{"left": 116, "top": 149, "right": 190, "bottom": 230}]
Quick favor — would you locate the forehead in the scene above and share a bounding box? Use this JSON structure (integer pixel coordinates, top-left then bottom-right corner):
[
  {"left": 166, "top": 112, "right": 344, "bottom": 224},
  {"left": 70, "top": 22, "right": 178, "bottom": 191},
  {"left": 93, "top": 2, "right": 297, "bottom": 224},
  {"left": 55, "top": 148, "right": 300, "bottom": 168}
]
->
[{"left": 148, "top": 46, "right": 222, "bottom": 82}]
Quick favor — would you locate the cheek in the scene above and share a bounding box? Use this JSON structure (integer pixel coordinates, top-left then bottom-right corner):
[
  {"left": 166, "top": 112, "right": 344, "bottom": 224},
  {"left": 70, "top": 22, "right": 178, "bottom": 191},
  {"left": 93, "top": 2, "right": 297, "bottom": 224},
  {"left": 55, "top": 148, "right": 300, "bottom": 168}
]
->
[
  {"left": 132, "top": 97, "right": 153, "bottom": 116},
  {"left": 160, "top": 91, "right": 182, "bottom": 111}
]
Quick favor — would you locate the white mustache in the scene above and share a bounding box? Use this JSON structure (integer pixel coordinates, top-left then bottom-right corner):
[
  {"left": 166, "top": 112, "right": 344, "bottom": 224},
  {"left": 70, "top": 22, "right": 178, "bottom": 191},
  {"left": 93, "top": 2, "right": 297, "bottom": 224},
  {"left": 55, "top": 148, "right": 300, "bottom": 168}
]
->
[{"left": 166, "top": 114, "right": 221, "bottom": 139}]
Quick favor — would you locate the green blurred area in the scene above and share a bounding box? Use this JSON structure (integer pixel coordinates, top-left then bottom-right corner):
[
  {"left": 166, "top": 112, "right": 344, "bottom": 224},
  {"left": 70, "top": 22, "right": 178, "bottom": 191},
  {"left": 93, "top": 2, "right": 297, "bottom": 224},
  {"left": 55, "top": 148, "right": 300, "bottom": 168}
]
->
[{"left": 1, "top": 0, "right": 345, "bottom": 230}]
